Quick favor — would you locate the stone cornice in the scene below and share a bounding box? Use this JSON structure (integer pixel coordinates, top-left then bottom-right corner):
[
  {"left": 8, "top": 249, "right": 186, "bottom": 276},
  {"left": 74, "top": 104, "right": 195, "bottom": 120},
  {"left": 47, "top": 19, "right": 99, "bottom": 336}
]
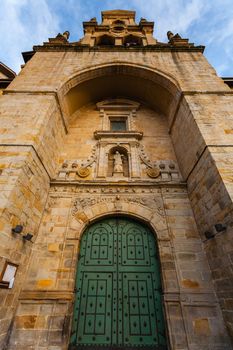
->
[
  {"left": 94, "top": 130, "right": 143, "bottom": 140},
  {"left": 31, "top": 44, "right": 205, "bottom": 53},
  {"left": 50, "top": 180, "right": 187, "bottom": 188},
  {"left": 22, "top": 44, "right": 205, "bottom": 63}
]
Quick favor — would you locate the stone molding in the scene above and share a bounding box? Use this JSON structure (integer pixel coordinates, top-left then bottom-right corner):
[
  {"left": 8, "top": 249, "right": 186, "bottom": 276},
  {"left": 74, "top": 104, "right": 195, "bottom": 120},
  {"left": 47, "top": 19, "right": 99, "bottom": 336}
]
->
[
  {"left": 32, "top": 45, "right": 205, "bottom": 53},
  {"left": 19, "top": 290, "right": 73, "bottom": 301},
  {"left": 94, "top": 130, "right": 143, "bottom": 140},
  {"left": 49, "top": 183, "right": 187, "bottom": 193},
  {"left": 59, "top": 61, "right": 181, "bottom": 97},
  {"left": 69, "top": 194, "right": 169, "bottom": 236},
  {"left": 72, "top": 194, "right": 165, "bottom": 217}
]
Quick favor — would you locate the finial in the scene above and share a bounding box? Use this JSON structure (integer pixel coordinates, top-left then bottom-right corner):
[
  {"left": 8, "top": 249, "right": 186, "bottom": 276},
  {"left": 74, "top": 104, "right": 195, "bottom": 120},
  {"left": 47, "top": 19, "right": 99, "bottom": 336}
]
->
[
  {"left": 167, "top": 31, "right": 174, "bottom": 40},
  {"left": 62, "top": 31, "right": 70, "bottom": 40}
]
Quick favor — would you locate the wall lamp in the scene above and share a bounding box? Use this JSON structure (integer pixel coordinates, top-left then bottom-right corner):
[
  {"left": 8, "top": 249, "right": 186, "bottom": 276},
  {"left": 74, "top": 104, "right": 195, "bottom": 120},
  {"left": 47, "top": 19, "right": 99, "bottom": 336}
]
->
[
  {"left": 214, "top": 223, "right": 226, "bottom": 233},
  {"left": 11, "top": 225, "right": 33, "bottom": 242},
  {"left": 23, "top": 233, "right": 33, "bottom": 242},
  {"left": 204, "top": 223, "right": 227, "bottom": 241},
  {"left": 11, "top": 225, "right": 23, "bottom": 234},
  {"left": 204, "top": 231, "right": 215, "bottom": 240}
]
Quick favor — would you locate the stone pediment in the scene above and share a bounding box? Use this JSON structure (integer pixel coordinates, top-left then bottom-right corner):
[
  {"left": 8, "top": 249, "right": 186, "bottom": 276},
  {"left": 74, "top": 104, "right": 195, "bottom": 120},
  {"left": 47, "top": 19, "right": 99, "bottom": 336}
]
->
[{"left": 96, "top": 99, "right": 140, "bottom": 111}]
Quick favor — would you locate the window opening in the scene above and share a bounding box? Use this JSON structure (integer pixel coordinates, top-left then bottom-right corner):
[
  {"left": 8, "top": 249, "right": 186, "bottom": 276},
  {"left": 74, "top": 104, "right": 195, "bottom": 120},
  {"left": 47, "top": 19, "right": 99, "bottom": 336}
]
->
[{"left": 110, "top": 117, "right": 127, "bottom": 131}]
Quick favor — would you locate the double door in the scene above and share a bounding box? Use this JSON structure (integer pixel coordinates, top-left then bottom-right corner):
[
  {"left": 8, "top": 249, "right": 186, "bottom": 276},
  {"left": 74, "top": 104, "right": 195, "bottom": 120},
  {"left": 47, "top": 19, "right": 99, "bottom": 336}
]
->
[{"left": 70, "top": 217, "right": 167, "bottom": 349}]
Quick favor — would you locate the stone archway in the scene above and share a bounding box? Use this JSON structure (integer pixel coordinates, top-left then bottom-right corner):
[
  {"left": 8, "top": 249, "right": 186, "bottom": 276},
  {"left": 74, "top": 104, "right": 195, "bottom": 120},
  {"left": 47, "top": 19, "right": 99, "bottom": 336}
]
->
[
  {"left": 58, "top": 62, "right": 182, "bottom": 129},
  {"left": 69, "top": 216, "right": 168, "bottom": 350}
]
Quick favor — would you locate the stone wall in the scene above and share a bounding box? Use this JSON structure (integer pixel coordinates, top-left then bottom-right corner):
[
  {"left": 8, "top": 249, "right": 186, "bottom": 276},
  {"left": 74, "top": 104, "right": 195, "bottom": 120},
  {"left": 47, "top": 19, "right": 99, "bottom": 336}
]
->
[
  {"left": 170, "top": 92, "right": 233, "bottom": 338},
  {"left": 8, "top": 51, "right": 227, "bottom": 93},
  {"left": 0, "top": 146, "right": 49, "bottom": 348},
  {"left": 0, "top": 46, "right": 233, "bottom": 349},
  {"left": 0, "top": 90, "right": 66, "bottom": 346},
  {"left": 7, "top": 185, "right": 231, "bottom": 349},
  {"left": 0, "top": 93, "right": 66, "bottom": 177}
]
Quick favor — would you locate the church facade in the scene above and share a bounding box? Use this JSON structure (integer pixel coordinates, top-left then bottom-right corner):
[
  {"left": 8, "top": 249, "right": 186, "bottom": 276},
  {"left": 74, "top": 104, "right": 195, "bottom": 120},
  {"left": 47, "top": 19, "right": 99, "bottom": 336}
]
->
[{"left": 0, "top": 10, "right": 233, "bottom": 350}]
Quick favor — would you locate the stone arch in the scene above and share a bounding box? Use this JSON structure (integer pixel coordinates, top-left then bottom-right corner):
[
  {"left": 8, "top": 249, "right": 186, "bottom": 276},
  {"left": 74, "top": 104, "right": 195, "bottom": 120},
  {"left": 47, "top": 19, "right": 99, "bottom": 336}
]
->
[
  {"left": 60, "top": 62, "right": 181, "bottom": 95},
  {"left": 123, "top": 34, "right": 143, "bottom": 46},
  {"left": 69, "top": 201, "right": 171, "bottom": 292},
  {"left": 70, "top": 200, "right": 169, "bottom": 243},
  {"left": 58, "top": 62, "right": 182, "bottom": 125},
  {"left": 96, "top": 34, "right": 115, "bottom": 46}
]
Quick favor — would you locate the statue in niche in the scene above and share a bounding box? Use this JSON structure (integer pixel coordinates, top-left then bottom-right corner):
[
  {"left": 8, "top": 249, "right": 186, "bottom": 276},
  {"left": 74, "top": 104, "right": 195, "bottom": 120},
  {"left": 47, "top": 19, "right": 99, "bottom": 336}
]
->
[
  {"left": 113, "top": 151, "right": 124, "bottom": 173},
  {"left": 108, "top": 147, "right": 129, "bottom": 177}
]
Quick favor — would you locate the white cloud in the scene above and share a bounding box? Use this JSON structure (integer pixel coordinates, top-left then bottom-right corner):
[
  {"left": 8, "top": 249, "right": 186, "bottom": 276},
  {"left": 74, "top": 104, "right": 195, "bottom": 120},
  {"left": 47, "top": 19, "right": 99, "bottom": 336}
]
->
[
  {"left": 0, "top": 0, "right": 60, "bottom": 72},
  {"left": 0, "top": 0, "right": 233, "bottom": 76},
  {"left": 124, "top": 0, "right": 206, "bottom": 40}
]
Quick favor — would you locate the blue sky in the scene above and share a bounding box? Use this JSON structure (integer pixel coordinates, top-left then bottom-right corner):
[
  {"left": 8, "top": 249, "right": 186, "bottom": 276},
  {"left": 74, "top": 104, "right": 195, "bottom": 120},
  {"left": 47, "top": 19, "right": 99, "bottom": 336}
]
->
[{"left": 1, "top": 0, "right": 233, "bottom": 76}]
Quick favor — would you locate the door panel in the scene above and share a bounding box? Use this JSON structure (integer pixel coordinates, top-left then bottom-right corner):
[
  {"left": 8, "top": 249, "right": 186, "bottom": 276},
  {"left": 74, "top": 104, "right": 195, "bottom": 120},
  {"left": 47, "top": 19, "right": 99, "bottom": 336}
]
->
[{"left": 70, "top": 217, "right": 167, "bottom": 349}]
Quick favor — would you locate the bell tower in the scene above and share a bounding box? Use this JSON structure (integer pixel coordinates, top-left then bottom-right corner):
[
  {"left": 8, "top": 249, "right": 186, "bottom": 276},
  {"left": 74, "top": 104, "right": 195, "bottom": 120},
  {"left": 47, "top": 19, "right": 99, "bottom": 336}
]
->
[{"left": 80, "top": 10, "right": 156, "bottom": 47}]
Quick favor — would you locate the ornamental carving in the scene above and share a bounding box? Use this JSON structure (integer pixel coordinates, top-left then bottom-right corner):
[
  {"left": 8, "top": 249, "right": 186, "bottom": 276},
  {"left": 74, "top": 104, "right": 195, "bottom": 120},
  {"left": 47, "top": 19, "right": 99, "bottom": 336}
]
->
[
  {"left": 50, "top": 185, "right": 187, "bottom": 195},
  {"left": 77, "top": 167, "right": 90, "bottom": 178},
  {"left": 139, "top": 145, "right": 180, "bottom": 181},
  {"left": 56, "top": 138, "right": 181, "bottom": 182},
  {"left": 147, "top": 167, "right": 160, "bottom": 178},
  {"left": 72, "top": 195, "right": 165, "bottom": 217},
  {"left": 57, "top": 144, "right": 97, "bottom": 180}
]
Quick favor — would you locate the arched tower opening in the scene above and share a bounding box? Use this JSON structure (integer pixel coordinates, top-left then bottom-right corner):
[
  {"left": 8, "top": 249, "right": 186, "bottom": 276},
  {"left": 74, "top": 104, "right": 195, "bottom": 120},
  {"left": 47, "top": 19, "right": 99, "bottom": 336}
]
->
[
  {"left": 124, "top": 34, "right": 143, "bottom": 47},
  {"left": 96, "top": 35, "right": 115, "bottom": 46}
]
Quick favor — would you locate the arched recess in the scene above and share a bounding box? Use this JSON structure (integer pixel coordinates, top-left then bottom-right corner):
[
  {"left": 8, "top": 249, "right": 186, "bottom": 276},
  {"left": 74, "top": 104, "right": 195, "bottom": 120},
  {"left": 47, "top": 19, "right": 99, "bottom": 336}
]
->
[
  {"left": 108, "top": 146, "right": 129, "bottom": 177},
  {"left": 59, "top": 63, "right": 182, "bottom": 128},
  {"left": 124, "top": 34, "right": 143, "bottom": 46},
  {"left": 96, "top": 34, "right": 115, "bottom": 46},
  {"left": 69, "top": 215, "right": 168, "bottom": 349}
]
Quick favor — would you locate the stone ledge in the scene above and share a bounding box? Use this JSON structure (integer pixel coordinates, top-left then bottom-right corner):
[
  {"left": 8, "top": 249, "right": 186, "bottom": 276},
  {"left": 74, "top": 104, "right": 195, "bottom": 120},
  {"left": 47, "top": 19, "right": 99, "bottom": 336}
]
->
[
  {"left": 50, "top": 180, "right": 187, "bottom": 187},
  {"left": 19, "top": 290, "right": 73, "bottom": 301},
  {"left": 31, "top": 45, "right": 205, "bottom": 53},
  {"left": 94, "top": 130, "right": 143, "bottom": 140},
  {"left": 164, "top": 290, "right": 218, "bottom": 303}
]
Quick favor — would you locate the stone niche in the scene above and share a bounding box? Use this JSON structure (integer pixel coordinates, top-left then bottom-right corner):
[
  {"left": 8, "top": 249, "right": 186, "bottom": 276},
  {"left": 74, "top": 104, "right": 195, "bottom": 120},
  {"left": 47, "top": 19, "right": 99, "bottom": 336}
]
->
[{"left": 94, "top": 98, "right": 142, "bottom": 180}]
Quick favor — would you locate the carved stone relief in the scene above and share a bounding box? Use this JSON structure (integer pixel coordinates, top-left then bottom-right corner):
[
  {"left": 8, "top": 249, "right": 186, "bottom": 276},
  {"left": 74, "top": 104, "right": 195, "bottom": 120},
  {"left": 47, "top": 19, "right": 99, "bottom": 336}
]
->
[
  {"left": 57, "top": 145, "right": 97, "bottom": 180},
  {"left": 72, "top": 194, "right": 165, "bottom": 217},
  {"left": 139, "top": 145, "right": 181, "bottom": 181},
  {"left": 50, "top": 184, "right": 187, "bottom": 195},
  {"left": 56, "top": 135, "right": 182, "bottom": 183}
]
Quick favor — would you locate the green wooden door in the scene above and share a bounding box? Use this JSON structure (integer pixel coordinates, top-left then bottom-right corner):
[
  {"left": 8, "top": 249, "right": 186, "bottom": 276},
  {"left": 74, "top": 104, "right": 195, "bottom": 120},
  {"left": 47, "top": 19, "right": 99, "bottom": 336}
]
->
[{"left": 70, "top": 217, "right": 167, "bottom": 350}]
